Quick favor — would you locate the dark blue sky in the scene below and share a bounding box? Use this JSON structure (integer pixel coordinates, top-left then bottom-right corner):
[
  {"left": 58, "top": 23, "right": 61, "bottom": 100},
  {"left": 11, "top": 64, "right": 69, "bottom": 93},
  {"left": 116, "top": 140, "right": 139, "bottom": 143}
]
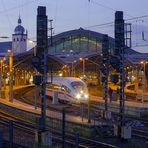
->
[{"left": 0, "top": 0, "right": 148, "bottom": 52}]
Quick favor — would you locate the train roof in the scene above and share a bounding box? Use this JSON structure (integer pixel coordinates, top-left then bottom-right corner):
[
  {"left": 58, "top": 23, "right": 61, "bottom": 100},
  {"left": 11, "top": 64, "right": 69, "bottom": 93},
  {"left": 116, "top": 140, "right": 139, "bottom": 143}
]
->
[{"left": 47, "top": 76, "right": 84, "bottom": 85}]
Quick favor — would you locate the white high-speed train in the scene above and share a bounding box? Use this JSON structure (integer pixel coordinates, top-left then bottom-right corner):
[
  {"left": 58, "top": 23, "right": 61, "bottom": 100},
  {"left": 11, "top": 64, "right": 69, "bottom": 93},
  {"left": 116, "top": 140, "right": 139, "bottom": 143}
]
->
[{"left": 46, "top": 77, "right": 89, "bottom": 104}]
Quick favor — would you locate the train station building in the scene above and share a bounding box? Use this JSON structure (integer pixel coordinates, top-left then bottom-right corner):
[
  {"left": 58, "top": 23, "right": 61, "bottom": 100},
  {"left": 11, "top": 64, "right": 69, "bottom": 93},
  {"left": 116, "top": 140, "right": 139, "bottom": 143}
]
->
[{"left": 0, "top": 18, "right": 148, "bottom": 88}]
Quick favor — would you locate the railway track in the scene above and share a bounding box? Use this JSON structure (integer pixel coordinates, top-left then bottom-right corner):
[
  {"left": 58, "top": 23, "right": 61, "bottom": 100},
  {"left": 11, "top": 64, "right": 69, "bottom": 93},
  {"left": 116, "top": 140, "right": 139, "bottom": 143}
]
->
[
  {"left": 15, "top": 95, "right": 148, "bottom": 143},
  {"left": 0, "top": 112, "right": 118, "bottom": 148},
  {"left": 91, "top": 104, "right": 148, "bottom": 141},
  {"left": 132, "top": 129, "right": 148, "bottom": 140},
  {"left": 91, "top": 103, "right": 148, "bottom": 124},
  {"left": 10, "top": 87, "right": 148, "bottom": 146}
]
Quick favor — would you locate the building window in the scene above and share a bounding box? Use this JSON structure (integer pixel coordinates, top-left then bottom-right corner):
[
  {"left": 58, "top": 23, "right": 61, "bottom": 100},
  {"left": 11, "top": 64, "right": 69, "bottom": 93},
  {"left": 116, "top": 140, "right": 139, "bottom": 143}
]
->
[
  {"left": 24, "top": 39, "right": 26, "bottom": 41},
  {"left": 13, "top": 38, "right": 15, "bottom": 42},
  {"left": 17, "top": 38, "right": 19, "bottom": 41}
]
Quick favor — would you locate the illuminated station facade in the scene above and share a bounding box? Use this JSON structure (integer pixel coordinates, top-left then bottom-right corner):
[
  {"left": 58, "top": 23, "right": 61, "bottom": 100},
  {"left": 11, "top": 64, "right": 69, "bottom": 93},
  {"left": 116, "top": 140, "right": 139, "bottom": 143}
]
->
[
  {"left": 47, "top": 28, "right": 148, "bottom": 88},
  {"left": 0, "top": 23, "right": 148, "bottom": 90}
]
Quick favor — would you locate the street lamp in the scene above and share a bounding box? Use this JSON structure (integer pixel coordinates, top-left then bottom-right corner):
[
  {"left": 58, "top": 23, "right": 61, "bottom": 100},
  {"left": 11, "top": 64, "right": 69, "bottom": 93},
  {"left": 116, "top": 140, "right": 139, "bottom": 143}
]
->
[
  {"left": 0, "top": 59, "right": 3, "bottom": 98},
  {"left": 71, "top": 60, "right": 77, "bottom": 77},
  {"left": 0, "top": 37, "right": 10, "bottom": 98},
  {"left": 28, "top": 39, "right": 37, "bottom": 109},
  {"left": 140, "top": 61, "right": 148, "bottom": 105},
  {"left": 79, "top": 57, "right": 88, "bottom": 78},
  {"left": 7, "top": 49, "right": 13, "bottom": 102}
]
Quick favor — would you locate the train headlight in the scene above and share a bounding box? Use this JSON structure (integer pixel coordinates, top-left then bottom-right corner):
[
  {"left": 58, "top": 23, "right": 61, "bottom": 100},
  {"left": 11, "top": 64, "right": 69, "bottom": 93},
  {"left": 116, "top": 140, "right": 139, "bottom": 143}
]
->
[
  {"left": 76, "top": 94, "right": 81, "bottom": 99},
  {"left": 80, "top": 90, "right": 83, "bottom": 94},
  {"left": 84, "top": 94, "right": 89, "bottom": 99}
]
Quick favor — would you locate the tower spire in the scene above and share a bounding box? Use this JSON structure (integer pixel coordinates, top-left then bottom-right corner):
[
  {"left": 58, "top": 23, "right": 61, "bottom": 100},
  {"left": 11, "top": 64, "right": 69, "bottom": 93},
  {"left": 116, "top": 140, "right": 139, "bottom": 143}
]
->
[{"left": 18, "top": 15, "right": 21, "bottom": 25}]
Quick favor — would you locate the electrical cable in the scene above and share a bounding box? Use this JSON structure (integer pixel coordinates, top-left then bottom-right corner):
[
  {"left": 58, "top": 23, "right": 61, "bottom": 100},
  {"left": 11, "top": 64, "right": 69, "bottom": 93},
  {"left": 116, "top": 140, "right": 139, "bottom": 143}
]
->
[
  {"left": 84, "top": 14, "right": 148, "bottom": 29},
  {"left": 0, "top": 0, "right": 39, "bottom": 14},
  {"left": 53, "top": 0, "right": 59, "bottom": 35},
  {"left": 89, "top": 0, "right": 134, "bottom": 18},
  {"left": 1, "top": 0, "right": 13, "bottom": 31}
]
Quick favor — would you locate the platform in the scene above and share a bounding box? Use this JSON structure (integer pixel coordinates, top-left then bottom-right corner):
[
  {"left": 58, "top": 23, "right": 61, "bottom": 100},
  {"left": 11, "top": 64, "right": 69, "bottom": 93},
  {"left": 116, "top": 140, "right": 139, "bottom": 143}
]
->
[
  {"left": 0, "top": 97, "right": 107, "bottom": 138},
  {"left": 91, "top": 95, "right": 148, "bottom": 118}
]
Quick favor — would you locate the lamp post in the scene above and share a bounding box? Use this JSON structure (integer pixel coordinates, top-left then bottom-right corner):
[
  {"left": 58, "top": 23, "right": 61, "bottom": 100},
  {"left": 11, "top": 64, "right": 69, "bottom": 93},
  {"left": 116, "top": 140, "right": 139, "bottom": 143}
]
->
[
  {"left": 28, "top": 39, "right": 37, "bottom": 109},
  {"left": 80, "top": 57, "right": 85, "bottom": 77},
  {"left": 0, "top": 60, "right": 3, "bottom": 98},
  {"left": 140, "top": 61, "right": 147, "bottom": 105},
  {"left": 80, "top": 57, "right": 88, "bottom": 77},
  {"left": 71, "top": 60, "right": 77, "bottom": 77},
  {"left": 61, "top": 105, "right": 71, "bottom": 148},
  {"left": 0, "top": 36, "right": 9, "bottom": 99},
  {"left": 8, "top": 49, "right": 13, "bottom": 102}
]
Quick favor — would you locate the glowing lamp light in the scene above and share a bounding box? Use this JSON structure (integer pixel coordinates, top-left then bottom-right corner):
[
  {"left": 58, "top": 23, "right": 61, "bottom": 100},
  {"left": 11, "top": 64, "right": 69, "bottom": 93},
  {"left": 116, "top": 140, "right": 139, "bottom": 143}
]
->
[
  {"left": 76, "top": 94, "right": 81, "bottom": 99},
  {"left": 140, "top": 61, "right": 144, "bottom": 64},
  {"left": 84, "top": 94, "right": 89, "bottom": 99},
  {"left": 7, "top": 49, "right": 11, "bottom": 53},
  {"left": 80, "top": 90, "right": 83, "bottom": 94},
  {"left": 79, "top": 57, "right": 83, "bottom": 61},
  {"left": 59, "top": 73, "right": 63, "bottom": 77}
]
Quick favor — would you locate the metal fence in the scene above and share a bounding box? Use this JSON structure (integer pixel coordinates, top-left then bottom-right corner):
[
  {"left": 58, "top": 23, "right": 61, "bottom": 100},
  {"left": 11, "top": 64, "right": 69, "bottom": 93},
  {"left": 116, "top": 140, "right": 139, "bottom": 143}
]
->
[{"left": 0, "top": 119, "right": 36, "bottom": 148}]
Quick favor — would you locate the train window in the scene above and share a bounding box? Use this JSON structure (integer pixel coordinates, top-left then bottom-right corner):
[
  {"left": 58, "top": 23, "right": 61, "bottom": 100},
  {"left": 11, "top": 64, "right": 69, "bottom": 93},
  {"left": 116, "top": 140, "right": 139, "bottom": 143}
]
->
[
  {"left": 65, "top": 86, "right": 71, "bottom": 93},
  {"left": 71, "top": 81, "right": 84, "bottom": 87},
  {"left": 46, "top": 84, "right": 53, "bottom": 89},
  {"left": 61, "top": 85, "right": 71, "bottom": 93},
  {"left": 71, "top": 81, "right": 86, "bottom": 91},
  {"left": 47, "top": 83, "right": 61, "bottom": 90},
  {"left": 54, "top": 84, "right": 61, "bottom": 90}
]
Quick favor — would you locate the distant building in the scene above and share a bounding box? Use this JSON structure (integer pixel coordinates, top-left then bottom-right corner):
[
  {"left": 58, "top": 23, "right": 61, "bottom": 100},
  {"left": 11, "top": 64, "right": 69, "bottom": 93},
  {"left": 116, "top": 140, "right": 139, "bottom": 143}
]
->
[
  {"left": 12, "top": 16, "right": 27, "bottom": 54},
  {"left": 0, "top": 16, "right": 27, "bottom": 57}
]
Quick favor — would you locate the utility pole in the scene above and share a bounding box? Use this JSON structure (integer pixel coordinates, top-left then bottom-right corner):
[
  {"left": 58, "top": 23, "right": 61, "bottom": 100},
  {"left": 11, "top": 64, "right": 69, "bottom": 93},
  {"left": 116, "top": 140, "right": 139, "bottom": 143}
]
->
[
  {"left": 37, "top": 6, "right": 48, "bottom": 132},
  {"left": 49, "top": 19, "right": 53, "bottom": 47},
  {"left": 115, "top": 11, "right": 125, "bottom": 138},
  {"left": 83, "top": 58, "right": 85, "bottom": 77},
  {"left": 0, "top": 60, "right": 2, "bottom": 98},
  {"left": 49, "top": 19, "right": 53, "bottom": 83},
  {"left": 102, "top": 34, "right": 109, "bottom": 115},
  {"left": 34, "top": 6, "right": 49, "bottom": 146},
  {"left": 62, "top": 108, "right": 65, "bottom": 148},
  {"left": 8, "top": 49, "right": 13, "bottom": 102}
]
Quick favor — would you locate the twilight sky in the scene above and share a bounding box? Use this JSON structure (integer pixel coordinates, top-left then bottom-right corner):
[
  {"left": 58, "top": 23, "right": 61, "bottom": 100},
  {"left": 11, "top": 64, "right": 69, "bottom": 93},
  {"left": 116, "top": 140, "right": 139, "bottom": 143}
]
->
[{"left": 0, "top": 0, "right": 148, "bottom": 53}]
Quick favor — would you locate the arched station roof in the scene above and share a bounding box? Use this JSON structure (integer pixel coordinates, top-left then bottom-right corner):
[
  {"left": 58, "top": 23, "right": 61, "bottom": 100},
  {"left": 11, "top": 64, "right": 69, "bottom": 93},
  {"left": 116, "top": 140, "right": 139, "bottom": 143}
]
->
[
  {"left": 13, "top": 28, "right": 147, "bottom": 71},
  {"left": 48, "top": 28, "right": 139, "bottom": 64},
  {"left": 48, "top": 28, "right": 114, "bottom": 56}
]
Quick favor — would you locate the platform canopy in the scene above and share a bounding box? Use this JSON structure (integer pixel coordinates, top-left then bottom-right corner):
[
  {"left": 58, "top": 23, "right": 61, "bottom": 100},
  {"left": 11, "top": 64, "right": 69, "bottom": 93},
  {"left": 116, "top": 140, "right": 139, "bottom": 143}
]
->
[{"left": 13, "top": 49, "right": 64, "bottom": 72}]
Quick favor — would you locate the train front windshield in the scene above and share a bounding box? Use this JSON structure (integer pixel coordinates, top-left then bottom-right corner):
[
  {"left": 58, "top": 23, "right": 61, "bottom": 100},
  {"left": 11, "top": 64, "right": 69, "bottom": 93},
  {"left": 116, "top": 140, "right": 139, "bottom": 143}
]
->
[
  {"left": 71, "top": 81, "right": 89, "bottom": 100},
  {"left": 71, "top": 81, "right": 85, "bottom": 89}
]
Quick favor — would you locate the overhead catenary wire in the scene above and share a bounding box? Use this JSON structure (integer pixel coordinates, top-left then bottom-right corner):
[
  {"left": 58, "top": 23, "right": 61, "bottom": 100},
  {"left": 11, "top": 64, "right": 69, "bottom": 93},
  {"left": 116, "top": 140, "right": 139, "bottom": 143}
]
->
[
  {"left": 53, "top": 0, "right": 59, "bottom": 35},
  {"left": 0, "top": 0, "right": 39, "bottom": 14},
  {"left": 1, "top": 0, "right": 13, "bottom": 31},
  {"left": 88, "top": 0, "right": 134, "bottom": 17},
  {"left": 84, "top": 12, "right": 148, "bottom": 29}
]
